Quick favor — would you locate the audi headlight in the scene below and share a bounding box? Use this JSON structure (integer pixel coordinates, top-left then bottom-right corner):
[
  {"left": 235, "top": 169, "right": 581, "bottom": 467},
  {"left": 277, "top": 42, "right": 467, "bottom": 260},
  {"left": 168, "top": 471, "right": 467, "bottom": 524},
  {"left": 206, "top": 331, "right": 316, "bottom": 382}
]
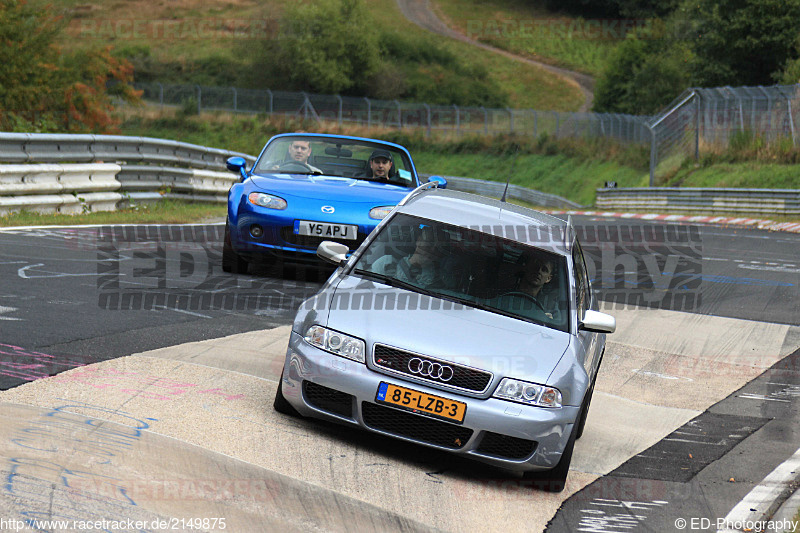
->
[
  {"left": 304, "top": 325, "right": 365, "bottom": 363},
  {"left": 493, "top": 378, "right": 562, "bottom": 408},
  {"left": 369, "top": 206, "right": 394, "bottom": 220},
  {"left": 248, "top": 192, "right": 287, "bottom": 210}
]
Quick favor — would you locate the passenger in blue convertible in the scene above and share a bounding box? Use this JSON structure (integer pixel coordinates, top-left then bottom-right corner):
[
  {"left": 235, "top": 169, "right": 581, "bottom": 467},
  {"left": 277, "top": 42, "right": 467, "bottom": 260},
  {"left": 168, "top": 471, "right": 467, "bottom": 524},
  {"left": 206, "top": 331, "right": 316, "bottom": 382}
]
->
[{"left": 360, "top": 149, "right": 399, "bottom": 182}]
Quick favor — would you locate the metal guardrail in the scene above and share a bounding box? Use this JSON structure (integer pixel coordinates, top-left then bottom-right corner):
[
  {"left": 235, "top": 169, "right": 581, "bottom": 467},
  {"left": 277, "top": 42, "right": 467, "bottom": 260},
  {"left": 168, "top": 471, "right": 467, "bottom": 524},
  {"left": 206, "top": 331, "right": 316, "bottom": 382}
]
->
[
  {"left": 2, "top": 133, "right": 795, "bottom": 217},
  {"left": 596, "top": 187, "right": 800, "bottom": 216},
  {"left": 0, "top": 133, "right": 256, "bottom": 169},
  {"left": 0, "top": 133, "right": 253, "bottom": 214},
  {"left": 0, "top": 133, "right": 582, "bottom": 214},
  {"left": 0, "top": 164, "right": 122, "bottom": 215}
]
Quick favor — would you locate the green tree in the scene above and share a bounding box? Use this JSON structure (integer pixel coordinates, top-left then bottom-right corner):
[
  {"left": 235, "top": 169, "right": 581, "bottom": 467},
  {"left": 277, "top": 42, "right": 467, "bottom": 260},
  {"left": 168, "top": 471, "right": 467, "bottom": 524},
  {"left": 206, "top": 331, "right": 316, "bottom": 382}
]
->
[
  {"left": 0, "top": 0, "right": 140, "bottom": 132},
  {"left": 593, "top": 33, "right": 690, "bottom": 114},
  {"left": 272, "top": 0, "right": 380, "bottom": 95},
  {"left": 685, "top": 0, "right": 800, "bottom": 87}
]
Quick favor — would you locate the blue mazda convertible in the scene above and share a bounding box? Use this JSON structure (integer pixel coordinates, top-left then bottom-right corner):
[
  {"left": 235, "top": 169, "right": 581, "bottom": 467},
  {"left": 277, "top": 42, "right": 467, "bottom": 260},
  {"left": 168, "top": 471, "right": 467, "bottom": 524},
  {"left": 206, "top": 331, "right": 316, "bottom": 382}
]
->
[{"left": 223, "top": 133, "right": 446, "bottom": 272}]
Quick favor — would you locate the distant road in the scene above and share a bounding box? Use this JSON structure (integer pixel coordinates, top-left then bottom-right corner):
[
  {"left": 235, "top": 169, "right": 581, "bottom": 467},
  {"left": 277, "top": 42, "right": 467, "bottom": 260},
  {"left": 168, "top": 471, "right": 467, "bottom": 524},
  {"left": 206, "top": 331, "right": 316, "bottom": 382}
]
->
[{"left": 395, "top": 0, "right": 595, "bottom": 112}]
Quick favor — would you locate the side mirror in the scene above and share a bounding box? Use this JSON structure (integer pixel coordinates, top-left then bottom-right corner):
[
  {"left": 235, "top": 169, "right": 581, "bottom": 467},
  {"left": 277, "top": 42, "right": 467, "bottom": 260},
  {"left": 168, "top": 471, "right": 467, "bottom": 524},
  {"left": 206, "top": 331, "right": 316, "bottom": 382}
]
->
[
  {"left": 579, "top": 310, "right": 616, "bottom": 333},
  {"left": 427, "top": 175, "right": 447, "bottom": 189},
  {"left": 226, "top": 156, "right": 248, "bottom": 181},
  {"left": 317, "top": 241, "right": 349, "bottom": 266}
]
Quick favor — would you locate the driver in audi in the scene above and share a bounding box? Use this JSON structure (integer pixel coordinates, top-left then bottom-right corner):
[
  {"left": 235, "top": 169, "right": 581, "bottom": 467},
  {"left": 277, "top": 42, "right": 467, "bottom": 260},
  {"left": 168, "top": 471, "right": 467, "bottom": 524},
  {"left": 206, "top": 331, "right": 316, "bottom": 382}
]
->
[
  {"left": 268, "top": 140, "right": 322, "bottom": 173},
  {"left": 516, "top": 255, "right": 561, "bottom": 321}
]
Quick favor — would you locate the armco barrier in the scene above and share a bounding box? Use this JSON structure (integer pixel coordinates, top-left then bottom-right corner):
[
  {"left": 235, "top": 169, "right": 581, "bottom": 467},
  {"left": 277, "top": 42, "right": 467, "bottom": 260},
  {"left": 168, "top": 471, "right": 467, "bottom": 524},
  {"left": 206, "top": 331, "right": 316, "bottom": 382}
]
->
[
  {"left": 0, "top": 164, "right": 122, "bottom": 215},
  {"left": 0, "top": 133, "right": 582, "bottom": 214},
  {"left": 0, "top": 133, "right": 256, "bottom": 169},
  {"left": 596, "top": 187, "right": 800, "bottom": 216},
  {"left": 0, "top": 133, "right": 255, "bottom": 214}
]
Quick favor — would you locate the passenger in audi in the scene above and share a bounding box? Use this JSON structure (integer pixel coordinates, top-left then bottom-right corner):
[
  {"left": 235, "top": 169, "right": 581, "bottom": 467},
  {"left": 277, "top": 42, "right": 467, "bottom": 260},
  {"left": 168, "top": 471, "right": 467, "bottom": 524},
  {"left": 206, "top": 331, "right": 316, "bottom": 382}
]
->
[{"left": 370, "top": 224, "right": 455, "bottom": 289}]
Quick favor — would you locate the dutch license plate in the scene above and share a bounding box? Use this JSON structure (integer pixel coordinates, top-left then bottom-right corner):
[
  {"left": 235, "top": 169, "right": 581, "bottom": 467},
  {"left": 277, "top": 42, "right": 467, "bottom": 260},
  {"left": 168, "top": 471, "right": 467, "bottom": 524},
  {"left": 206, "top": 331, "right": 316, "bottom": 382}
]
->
[
  {"left": 376, "top": 382, "right": 467, "bottom": 423},
  {"left": 296, "top": 220, "right": 358, "bottom": 240}
]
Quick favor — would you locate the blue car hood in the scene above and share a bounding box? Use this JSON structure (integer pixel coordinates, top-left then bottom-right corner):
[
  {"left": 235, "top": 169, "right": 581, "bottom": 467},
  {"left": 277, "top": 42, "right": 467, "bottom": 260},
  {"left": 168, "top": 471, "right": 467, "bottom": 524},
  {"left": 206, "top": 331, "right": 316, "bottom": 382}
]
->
[
  {"left": 249, "top": 173, "right": 411, "bottom": 203},
  {"left": 324, "top": 275, "right": 571, "bottom": 384}
]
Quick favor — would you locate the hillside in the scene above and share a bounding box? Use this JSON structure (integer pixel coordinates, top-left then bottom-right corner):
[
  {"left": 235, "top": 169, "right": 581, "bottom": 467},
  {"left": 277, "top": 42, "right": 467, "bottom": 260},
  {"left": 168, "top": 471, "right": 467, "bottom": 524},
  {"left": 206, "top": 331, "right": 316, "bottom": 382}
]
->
[{"left": 44, "top": 0, "right": 585, "bottom": 111}]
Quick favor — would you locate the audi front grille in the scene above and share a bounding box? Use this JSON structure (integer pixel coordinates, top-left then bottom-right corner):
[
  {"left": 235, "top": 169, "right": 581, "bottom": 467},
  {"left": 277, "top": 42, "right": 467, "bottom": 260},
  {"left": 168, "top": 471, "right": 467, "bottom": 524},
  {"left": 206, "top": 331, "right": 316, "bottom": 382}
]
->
[
  {"left": 361, "top": 402, "right": 473, "bottom": 449},
  {"left": 372, "top": 344, "right": 492, "bottom": 393}
]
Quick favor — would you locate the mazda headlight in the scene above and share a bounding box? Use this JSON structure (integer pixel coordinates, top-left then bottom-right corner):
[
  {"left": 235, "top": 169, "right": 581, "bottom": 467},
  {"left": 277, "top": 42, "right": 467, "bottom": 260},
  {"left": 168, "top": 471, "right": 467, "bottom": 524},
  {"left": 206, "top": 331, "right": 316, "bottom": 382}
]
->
[
  {"left": 248, "top": 192, "right": 287, "bottom": 210},
  {"left": 369, "top": 206, "right": 394, "bottom": 220},
  {"left": 304, "top": 325, "right": 365, "bottom": 363},
  {"left": 493, "top": 378, "right": 562, "bottom": 408}
]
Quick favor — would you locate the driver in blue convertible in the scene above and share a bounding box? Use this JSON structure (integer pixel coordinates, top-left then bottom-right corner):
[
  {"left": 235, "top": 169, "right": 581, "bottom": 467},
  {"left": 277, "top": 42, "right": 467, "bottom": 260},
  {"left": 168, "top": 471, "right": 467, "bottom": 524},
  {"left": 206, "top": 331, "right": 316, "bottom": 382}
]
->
[{"left": 268, "top": 139, "right": 322, "bottom": 173}]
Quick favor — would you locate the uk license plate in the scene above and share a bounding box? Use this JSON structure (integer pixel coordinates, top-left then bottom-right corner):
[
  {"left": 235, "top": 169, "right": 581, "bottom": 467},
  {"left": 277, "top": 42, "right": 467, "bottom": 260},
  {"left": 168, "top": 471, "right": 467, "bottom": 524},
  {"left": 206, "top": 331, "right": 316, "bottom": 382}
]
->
[
  {"left": 376, "top": 382, "right": 467, "bottom": 423},
  {"left": 295, "top": 220, "right": 358, "bottom": 240}
]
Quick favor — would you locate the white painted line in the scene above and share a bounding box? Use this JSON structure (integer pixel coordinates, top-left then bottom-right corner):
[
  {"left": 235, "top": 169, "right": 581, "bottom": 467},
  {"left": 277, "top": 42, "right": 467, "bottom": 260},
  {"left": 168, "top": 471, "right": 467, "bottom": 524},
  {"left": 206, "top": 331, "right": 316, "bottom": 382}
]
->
[
  {"left": 641, "top": 214, "right": 660, "bottom": 220},
  {"left": 717, "top": 446, "right": 800, "bottom": 533},
  {"left": 737, "top": 393, "right": 791, "bottom": 403}
]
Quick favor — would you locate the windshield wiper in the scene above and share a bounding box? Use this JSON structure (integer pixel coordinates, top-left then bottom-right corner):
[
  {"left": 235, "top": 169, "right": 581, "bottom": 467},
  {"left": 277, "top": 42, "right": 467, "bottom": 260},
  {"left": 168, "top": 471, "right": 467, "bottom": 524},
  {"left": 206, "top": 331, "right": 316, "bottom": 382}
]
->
[{"left": 352, "top": 269, "right": 438, "bottom": 297}]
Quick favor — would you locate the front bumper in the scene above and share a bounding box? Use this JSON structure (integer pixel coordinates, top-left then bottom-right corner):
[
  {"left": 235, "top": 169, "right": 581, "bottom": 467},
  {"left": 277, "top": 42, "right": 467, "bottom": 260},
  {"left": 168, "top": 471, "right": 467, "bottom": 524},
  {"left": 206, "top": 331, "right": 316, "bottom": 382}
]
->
[
  {"left": 232, "top": 210, "right": 370, "bottom": 260},
  {"left": 280, "top": 332, "right": 579, "bottom": 473}
]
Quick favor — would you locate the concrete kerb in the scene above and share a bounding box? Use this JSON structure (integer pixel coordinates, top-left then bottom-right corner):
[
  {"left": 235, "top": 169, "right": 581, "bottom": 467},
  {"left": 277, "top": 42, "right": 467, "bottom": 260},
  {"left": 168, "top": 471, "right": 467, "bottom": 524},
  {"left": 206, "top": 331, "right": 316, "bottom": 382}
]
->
[{"left": 541, "top": 209, "right": 800, "bottom": 234}]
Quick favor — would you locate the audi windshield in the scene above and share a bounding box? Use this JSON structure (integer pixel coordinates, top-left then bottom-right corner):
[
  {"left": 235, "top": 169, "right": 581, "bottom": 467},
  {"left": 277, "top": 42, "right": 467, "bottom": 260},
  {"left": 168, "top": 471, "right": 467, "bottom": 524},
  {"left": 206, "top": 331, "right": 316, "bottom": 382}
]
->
[{"left": 350, "top": 214, "right": 570, "bottom": 332}]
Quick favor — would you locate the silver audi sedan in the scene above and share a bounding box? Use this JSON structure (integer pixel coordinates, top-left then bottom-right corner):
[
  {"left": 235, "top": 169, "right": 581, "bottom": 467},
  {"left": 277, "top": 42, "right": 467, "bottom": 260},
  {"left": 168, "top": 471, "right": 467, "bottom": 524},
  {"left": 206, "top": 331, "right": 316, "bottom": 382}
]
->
[{"left": 274, "top": 185, "right": 615, "bottom": 491}]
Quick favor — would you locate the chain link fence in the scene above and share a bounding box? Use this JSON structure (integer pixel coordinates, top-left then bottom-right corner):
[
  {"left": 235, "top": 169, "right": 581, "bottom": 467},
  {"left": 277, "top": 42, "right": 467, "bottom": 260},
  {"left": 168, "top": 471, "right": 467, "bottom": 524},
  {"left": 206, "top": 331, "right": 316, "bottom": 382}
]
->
[
  {"left": 133, "top": 81, "right": 800, "bottom": 186},
  {"left": 647, "top": 84, "right": 800, "bottom": 184},
  {"left": 133, "top": 82, "right": 649, "bottom": 143}
]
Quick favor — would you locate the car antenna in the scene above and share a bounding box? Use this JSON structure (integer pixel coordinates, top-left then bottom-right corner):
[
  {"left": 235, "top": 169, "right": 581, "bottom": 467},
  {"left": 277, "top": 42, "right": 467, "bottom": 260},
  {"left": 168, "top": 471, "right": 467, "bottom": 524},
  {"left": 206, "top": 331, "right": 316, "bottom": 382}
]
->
[{"left": 500, "top": 145, "right": 519, "bottom": 203}]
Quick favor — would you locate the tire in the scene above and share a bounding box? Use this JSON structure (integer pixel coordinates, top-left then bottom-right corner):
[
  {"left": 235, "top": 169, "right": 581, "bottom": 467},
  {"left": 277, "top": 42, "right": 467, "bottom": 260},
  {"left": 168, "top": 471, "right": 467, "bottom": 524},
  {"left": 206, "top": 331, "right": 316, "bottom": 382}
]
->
[
  {"left": 575, "top": 379, "right": 595, "bottom": 440},
  {"left": 524, "top": 421, "right": 577, "bottom": 493},
  {"left": 222, "top": 220, "right": 248, "bottom": 274},
  {"left": 273, "top": 371, "right": 300, "bottom": 417},
  {"left": 577, "top": 348, "right": 604, "bottom": 440}
]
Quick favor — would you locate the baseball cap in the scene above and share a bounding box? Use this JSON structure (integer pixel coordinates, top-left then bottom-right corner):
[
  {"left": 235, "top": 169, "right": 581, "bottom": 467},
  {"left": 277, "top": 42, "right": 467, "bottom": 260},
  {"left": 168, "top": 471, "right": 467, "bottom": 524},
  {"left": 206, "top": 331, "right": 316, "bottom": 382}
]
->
[{"left": 369, "top": 149, "right": 393, "bottom": 162}]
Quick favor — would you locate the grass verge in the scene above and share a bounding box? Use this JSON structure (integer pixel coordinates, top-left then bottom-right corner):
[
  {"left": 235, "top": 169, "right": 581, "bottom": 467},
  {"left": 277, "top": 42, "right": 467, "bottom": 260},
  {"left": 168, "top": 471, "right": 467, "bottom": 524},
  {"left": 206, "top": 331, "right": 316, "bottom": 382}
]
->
[{"left": 0, "top": 199, "right": 226, "bottom": 227}]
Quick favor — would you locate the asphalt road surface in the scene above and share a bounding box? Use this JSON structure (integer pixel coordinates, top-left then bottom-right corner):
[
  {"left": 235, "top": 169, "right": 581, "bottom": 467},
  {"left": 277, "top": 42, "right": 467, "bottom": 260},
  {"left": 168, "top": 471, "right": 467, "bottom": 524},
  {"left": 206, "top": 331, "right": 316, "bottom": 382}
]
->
[{"left": 0, "top": 217, "right": 797, "bottom": 531}]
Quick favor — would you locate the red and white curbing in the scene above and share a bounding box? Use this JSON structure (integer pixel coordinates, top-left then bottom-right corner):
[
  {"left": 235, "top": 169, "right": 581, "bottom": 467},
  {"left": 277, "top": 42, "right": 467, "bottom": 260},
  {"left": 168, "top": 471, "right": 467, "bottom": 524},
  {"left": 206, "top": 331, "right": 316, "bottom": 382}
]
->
[{"left": 542, "top": 210, "right": 800, "bottom": 234}]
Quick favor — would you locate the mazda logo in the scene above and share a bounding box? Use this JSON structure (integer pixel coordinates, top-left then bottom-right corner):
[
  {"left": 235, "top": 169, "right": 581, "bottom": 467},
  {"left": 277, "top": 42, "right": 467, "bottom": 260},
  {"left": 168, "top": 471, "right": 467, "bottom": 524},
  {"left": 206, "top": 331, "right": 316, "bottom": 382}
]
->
[
  {"left": 321, "top": 205, "right": 335, "bottom": 213},
  {"left": 408, "top": 357, "right": 454, "bottom": 382}
]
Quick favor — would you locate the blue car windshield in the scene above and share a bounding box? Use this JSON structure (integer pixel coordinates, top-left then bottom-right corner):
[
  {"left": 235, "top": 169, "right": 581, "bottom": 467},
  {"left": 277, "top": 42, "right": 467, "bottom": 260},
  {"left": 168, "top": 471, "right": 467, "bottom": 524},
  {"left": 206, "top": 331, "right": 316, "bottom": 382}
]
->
[
  {"left": 253, "top": 136, "right": 415, "bottom": 186},
  {"left": 351, "top": 214, "right": 571, "bottom": 332}
]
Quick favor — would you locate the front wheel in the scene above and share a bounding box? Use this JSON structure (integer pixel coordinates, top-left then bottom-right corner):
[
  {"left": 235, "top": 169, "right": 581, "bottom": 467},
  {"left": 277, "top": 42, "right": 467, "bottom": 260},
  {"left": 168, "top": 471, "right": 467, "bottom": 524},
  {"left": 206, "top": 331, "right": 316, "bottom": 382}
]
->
[
  {"left": 222, "top": 220, "right": 248, "bottom": 274},
  {"left": 523, "top": 419, "right": 578, "bottom": 493},
  {"left": 273, "top": 371, "right": 300, "bottom": 417}
]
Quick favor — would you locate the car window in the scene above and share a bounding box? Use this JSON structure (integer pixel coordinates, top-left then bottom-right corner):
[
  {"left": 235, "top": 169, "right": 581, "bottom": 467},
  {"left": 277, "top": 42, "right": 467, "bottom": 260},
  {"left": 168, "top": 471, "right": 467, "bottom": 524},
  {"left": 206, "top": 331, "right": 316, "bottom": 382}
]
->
[
  {"left": 253, "top": 136, "right": 415, "bottom": 185},
  {"left": 572, "top": 238, "right": 590, "bottom": 319},
  {"left": 351, "top": 213, "right": 570, "bottom": 333}
]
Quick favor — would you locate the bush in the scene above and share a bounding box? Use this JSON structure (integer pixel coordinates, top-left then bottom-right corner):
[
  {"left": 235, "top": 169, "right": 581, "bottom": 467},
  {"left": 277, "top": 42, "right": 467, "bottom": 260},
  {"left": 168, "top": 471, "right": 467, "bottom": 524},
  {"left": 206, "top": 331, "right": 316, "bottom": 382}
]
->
[{"left": 0, "top": 0, "right": 140, "bottom": 132}]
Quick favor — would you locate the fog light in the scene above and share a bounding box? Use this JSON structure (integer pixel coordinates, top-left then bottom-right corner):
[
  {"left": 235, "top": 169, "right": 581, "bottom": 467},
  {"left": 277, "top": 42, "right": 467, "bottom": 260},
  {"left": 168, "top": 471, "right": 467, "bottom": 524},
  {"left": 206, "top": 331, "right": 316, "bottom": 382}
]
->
[{"left": 250, "top": 225, "right": 264, "bottom": 238}]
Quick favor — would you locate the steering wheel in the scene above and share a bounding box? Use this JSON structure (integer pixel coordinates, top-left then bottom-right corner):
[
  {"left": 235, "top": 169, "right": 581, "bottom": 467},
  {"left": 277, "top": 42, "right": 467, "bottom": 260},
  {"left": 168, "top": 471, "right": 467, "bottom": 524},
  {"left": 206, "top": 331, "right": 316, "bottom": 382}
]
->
[
  {"left": 498, "top": 291, "right": 546, "bottom": 312},
  {"left": 277, "top": 161, "right": 316, "bottom": 173}
]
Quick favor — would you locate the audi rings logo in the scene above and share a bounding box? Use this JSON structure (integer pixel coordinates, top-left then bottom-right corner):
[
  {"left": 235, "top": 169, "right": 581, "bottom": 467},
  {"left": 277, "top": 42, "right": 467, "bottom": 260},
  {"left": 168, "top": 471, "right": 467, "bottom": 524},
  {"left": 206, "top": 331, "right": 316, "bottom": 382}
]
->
[{"left": 408, "top": 357, "right": 454, "bottom": 382}]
